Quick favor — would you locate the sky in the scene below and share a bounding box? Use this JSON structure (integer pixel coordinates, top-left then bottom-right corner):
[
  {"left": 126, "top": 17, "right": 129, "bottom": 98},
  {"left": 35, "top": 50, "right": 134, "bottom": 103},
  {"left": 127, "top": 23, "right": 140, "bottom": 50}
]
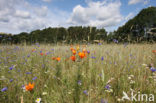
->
[{"left": 0, "top": 0, "right": 155, "bottom": 34}]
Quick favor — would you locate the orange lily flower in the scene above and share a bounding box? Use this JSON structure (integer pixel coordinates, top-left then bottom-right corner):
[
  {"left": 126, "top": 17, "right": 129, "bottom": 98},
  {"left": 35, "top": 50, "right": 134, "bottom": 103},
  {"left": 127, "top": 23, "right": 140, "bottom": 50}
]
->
[
  {"left": 70, "top": 56, "right": 76, "bottom": 61},
  {"left": 25, "top": 83, "right": 34, "bottom": 91}
]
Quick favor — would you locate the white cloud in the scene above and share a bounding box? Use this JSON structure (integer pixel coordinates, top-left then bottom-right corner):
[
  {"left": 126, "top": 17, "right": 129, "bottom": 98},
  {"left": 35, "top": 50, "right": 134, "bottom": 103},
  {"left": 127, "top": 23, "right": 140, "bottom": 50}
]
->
[
  {"left": 67, "top": 0, "right": 123, "bottom": 28},
  {"left": 42, "top": 0, "right": 52, "bottom": 3},
  {"left": 15, "top": 10, "right": 31, "bottom": 19},
  {"left": 34, "top": 6, "right": 48, "bottom": 17},
  {"left": 0, "top": 0, "right": 69, "bottom": 34},
  {"left": 128, "top": 0, "right": 149, "bottom": 5}
]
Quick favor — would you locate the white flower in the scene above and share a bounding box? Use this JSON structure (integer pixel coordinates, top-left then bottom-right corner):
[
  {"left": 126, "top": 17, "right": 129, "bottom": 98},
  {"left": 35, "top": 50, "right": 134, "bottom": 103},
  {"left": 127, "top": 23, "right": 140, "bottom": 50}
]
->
[
  {"left": 142, "top": 64, "right": 147, "bottom": 66},
  {"left": 42, "top": 92, "right": 47, "bottom": 95},
  {"left": 22, "top": 86, "right": 26, "bottom": 92},
  {"left": 106, "top": 78, "right": 114, "bottom": 84},
  {"left": 128, "top": 76, "right": 132, "bottom": 80},
  {"left": 130, "top": 75, "right": 134, "bottom": 78},
  {"left": 130, "top": 80, "right": 135, "bottom": 84},
  {"left": 35, "top": 98, "right": 41, "bottom": 103},
  {"left": 105, "top": 89, "right": 113, "bottom": 93},
  {"left": 44, "top": 84, "right": 47, "bottom": 88}
]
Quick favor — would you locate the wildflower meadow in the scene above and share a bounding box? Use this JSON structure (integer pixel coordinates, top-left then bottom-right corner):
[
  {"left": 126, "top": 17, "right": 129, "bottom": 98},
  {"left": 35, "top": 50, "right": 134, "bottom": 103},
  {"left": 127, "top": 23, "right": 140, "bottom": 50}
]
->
[{"left": 0, "top": 43, "right": 156, "bottom": 103}]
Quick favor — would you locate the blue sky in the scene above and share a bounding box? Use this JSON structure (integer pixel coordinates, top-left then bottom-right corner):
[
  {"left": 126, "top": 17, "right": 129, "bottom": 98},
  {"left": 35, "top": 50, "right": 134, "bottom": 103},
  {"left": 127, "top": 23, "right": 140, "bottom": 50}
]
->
[{"left": 0, "top": 0, "right": 155, "bottom": 34}]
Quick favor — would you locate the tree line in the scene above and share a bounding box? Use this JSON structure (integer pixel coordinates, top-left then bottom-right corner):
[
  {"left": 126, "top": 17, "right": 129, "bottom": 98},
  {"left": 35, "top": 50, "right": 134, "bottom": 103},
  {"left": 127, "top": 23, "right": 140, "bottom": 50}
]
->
[{"left": 0, "top": 7, "right": 156, "bottom": 44}]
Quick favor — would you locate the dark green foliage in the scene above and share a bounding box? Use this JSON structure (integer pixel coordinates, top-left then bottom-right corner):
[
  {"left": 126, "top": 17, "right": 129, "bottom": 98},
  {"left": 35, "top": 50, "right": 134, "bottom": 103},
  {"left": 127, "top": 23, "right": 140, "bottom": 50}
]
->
[
  {"left": 0, "top": 26, "right": 107, "bottom": 44},
  {"left": 115, "top": 6, "right": 156, "bottom": 43}
]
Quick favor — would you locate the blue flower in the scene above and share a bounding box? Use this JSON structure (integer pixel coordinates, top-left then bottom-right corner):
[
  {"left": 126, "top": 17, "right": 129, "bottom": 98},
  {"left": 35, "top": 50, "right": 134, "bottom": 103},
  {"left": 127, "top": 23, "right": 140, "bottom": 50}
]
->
[
  {"left": 9, "top": 66, "right": 13, "bottom": 70},
  {"left": 83, "top": 90, "right": 88, "bottom": 96},
  {"left": 150, "top": 67, "right": 156, "bottom": 72},
  {"left": 87, "top": 51, "right": 90, "bottom": 54},
  {"left": 113, "top": 39, "right": 118, "bottom": 43},
  {"left": 105, "top": 84, "right": 110, "bottom": 90},
  {"left": 10, "top": 79, "right": 13, "bottom": 82},
  {"left": 98, "top": 43, "right": 102, "bottom": 45},
  {"left": 27, "top": 54, "right": 30, "bottom": 57},
  {"left": 32, "top": 77, "right": 37, "bottom": 80},
  {"left": 1, "top": 87, "right": 8, "bottom": 92},
  {"left": 101, "top": 98, "right": 107, "bottom": 103},
  {"left": 101, "top": 56, "right": 104, "bottom": 61},
  {"left": 78, "top": 80, "right": 82, "bottom": 85},
  {"left": 91, "top": 56, "right": 96, "bottom": 59},
  {"left": 26, "top": 72, "right": 32, "bottom": 74}
]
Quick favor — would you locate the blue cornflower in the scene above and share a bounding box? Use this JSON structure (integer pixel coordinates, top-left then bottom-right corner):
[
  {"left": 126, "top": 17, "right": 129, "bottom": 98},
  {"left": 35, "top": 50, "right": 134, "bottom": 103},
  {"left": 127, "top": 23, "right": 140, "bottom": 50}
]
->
[
  {"left": 101, "top": 56, "right": 104, "bottom": 61},
  {"left": 26, "top": 72, "right": 32, "bottom": 74},
  {"left": 98, "top": 43, "right": 102, "bottom": 45},
  {"left": 83, "top": 90, "right": 88, "bottom": 96},
  {"left": 9, "top": 66, "right": 13, "bottom": 70},
  {"left": 78, "top": 80, "right": 82, "bottom": 85},
  {"left": 101, "top": 98, "right": 108, "bottom": 103},
  {"left": 10, "top": 79, "right": 13, "bottom": 82},
  {"left": 91, "top": 56, "right": 96, "bottom": 59},
  {"left": 87, "top": 51, "right": 90, "bottom": 54},
  {"left": 32, "top": 77, "right": 37, "bottom": 80},
  {"left": 105, "top": 84, "right": 110, "bottom": 90},
  {"left": 113, "top": 39, "right": 118, "bottom": 43},
  {"left": 1, "top": 87, "right": 8, "bottom": 92},
  {"left": 27, "top": 54, "right": 30, "bottom": 57},
  {"left": 150, "top": 67, "right": 156, "bottom": 72}
]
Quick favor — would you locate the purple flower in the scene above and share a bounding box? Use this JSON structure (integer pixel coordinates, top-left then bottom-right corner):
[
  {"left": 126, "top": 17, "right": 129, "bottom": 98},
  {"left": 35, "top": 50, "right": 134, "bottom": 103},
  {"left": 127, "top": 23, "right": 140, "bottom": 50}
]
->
[
  {"left": 1, "top": 87, "right": 8, "bottom": 92},
  {"left": 150, "top": 67, "right": 156, "bottom": 72},
  {"left": 42, "top": 64, "right": 45, "bottom": 68},
  {"left": 87, "top": 51, "right": 90, "bottom": 54},
  {"left": 91, "top": 56, "right": 96, "bottom": 59},
  {"left": 27, "top": 54, "right": 30, "bottom": 57},
  {"left": 26, "top": 72, "right": 32, "bottom": 74},
  {"left": 101, "top": 98, "right": 107, "bottom": 103},
  {"left": 10, "top": 79, "right": 13, "bottom": 82},
  {"left": 105, "top": 84, "right": 110, "bottom": 90},
  {"left": 101, "top": 56, "right": 104, "bottom": 61},
  {"left": 83, "top": 90, "right": 88, "bottom": 96},
  {"left": 9, "top": 66, "right": 13, "bottom": 70},
  {"left": 113, "top": 39, "right": 118, "bottom": 43},
  {"left": 98, "top": 43, "right": 102, "bottom": 45},
  {"left": 78, "top": 80, "right": 82, "bottom": 85},
  {"left": 99, "top": 73, "right": 102, "bottom": 77},
  {"left": 36, "top": 43, "right": 39, "bottom": 45},
  {"left": 32, "top": 77, "right": 37, "bottom": 80}
]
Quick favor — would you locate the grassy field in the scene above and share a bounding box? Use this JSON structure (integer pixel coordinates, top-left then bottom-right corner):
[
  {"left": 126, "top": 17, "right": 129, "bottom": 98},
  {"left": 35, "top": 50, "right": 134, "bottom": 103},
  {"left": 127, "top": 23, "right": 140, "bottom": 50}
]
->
[{"left": 0, "top": 44, "right": 156, "bottom": 103}]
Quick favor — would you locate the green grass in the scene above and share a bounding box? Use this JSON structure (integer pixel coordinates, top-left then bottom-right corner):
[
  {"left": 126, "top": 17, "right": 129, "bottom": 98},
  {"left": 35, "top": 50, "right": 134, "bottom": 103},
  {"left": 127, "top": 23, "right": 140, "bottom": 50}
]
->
[{"left": 0, "top": 44, "right": 156, "bottom": 103}]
